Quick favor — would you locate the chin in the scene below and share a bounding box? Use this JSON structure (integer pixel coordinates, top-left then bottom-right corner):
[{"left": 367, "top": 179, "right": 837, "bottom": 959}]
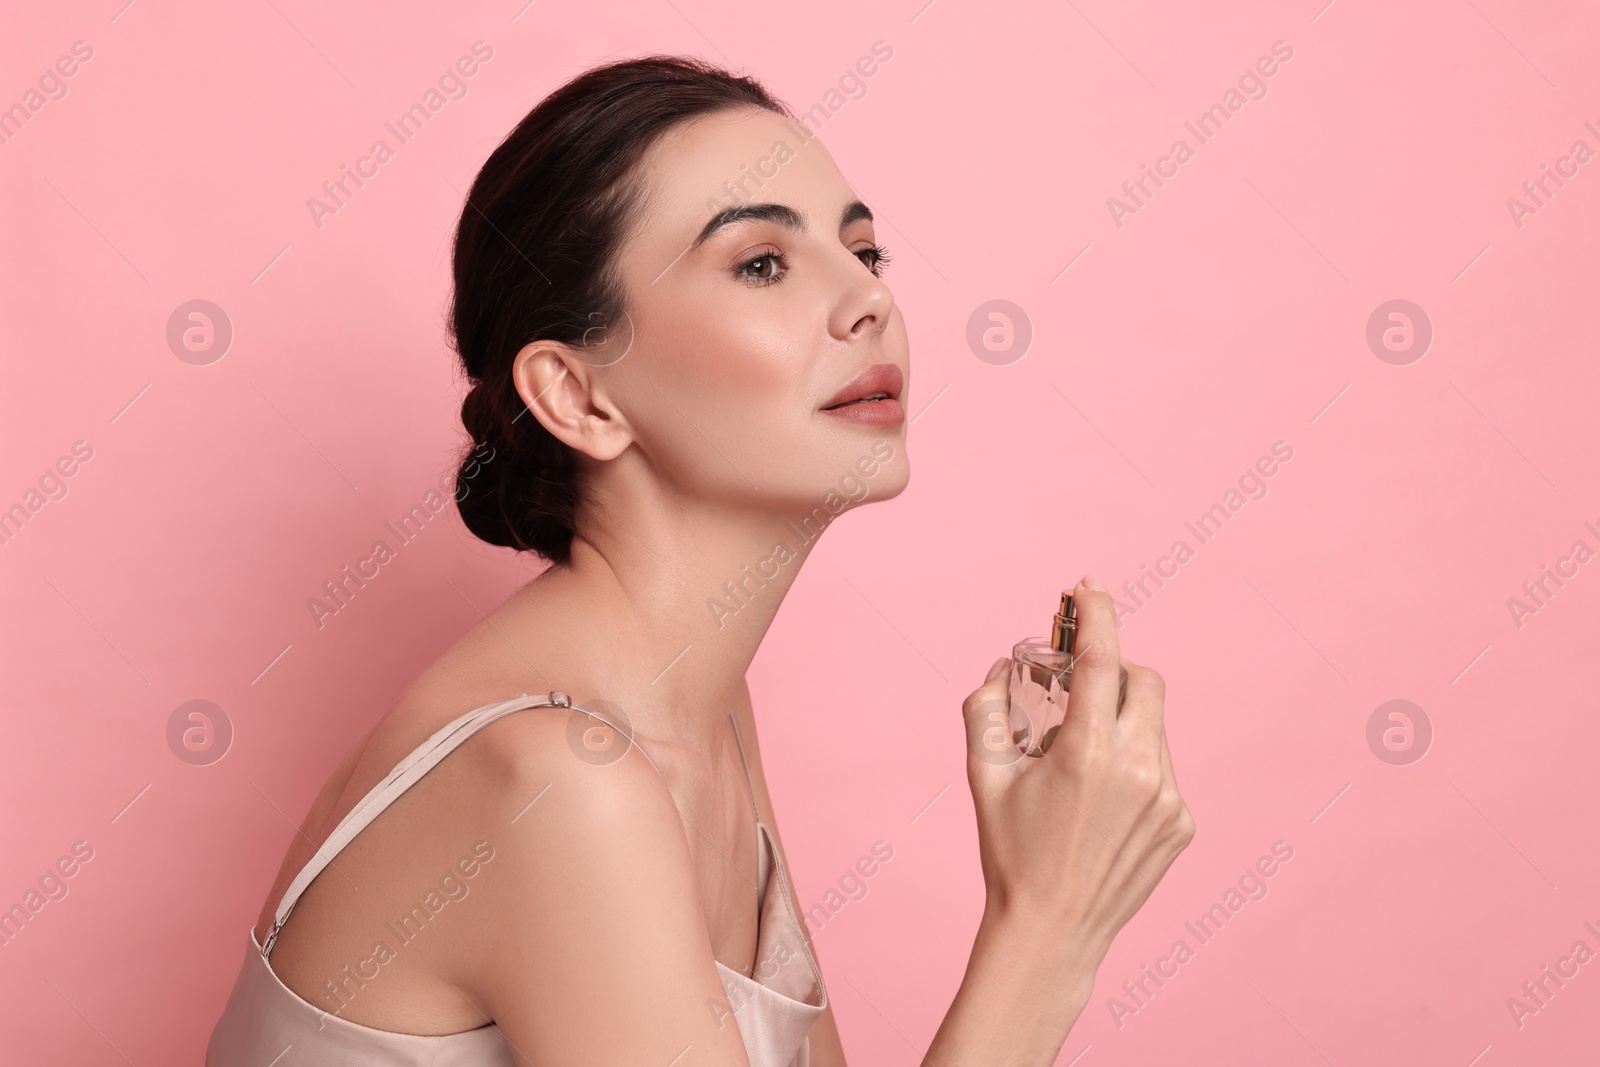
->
[
  {"left": 866, "top": 460, "right": 911, "bottom": 502},
  {"left": 822, "top": 434, "right": 909, "bottom": 508},
  {"left": 889, "top": 463, "right": 912, "bottom": 494}
]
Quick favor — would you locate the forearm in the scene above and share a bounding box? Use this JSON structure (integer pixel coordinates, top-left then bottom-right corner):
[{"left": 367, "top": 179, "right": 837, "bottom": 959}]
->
[{"left": 921, "top": 907, "right": 1102, "bottom": 1067}]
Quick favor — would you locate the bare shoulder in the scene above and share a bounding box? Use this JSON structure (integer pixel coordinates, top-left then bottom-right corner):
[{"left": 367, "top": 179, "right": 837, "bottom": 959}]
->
[
  {"left": 450, "top": 710, "right": 756, "bottom": 1064},
  {"left": 446, "top": 704, "right": 684, "bottom": 841}
]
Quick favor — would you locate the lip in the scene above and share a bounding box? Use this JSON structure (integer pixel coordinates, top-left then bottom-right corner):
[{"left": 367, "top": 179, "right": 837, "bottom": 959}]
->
[
  {"left": 820, "top": 395, "right": 905, "bottom": 426},
  {"left": 820, "top": 362, "right": 904, "bottom": 411}
]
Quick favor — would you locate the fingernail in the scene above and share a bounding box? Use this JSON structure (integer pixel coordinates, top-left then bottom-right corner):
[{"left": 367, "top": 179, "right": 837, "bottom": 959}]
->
[
  {"left": 1081, "top": 574, "right": 1106, "bottom": 591},
  {"left": 987, "top": 656, "right": 1009, "bottom": 681}
]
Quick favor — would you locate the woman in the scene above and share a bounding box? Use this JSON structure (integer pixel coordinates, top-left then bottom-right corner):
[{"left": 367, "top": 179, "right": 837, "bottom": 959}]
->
[{"left": 207, "top": 54, "right": 1193, "bottom": 1066}]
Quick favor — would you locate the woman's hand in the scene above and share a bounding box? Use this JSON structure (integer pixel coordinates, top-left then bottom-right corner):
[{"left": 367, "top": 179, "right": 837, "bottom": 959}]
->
[{"left": 960, "top": 576, "right": 1195, "bottom": 974}]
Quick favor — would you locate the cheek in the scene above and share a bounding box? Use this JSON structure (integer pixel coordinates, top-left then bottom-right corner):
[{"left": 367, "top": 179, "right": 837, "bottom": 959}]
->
[
  {"left": 624, "top": 322, "right": 810, "bottom": 484},
  {"left": 647, "top": 282, "right": 793, "bottom": 383},
  {"left": 699, "top": 311, "right": 798, "bottom": 388},
  {"left": 674, "top": 315, "right": 809, "bottom": 428}
]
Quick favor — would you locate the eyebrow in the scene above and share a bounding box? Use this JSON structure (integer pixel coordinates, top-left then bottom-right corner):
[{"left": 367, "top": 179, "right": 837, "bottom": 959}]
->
[{"left": 691, "top": 199, "right": 874, "bottom": 249}]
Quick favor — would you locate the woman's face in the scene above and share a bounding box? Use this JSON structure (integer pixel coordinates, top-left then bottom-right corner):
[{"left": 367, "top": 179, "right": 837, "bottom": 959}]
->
[{"left": 589, "top": 105, "right": 910, "bottom": 514}]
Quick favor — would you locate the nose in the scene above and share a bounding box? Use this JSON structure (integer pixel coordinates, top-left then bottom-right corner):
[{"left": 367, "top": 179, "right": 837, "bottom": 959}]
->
[{"left": 830, "top": 254, "right": 894, "bottom": 342}]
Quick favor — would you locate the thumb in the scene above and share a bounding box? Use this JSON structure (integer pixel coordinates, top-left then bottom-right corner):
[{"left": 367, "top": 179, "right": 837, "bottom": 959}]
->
[{"left": 962, "top": 656, "right": 1023, "bottom": 782}]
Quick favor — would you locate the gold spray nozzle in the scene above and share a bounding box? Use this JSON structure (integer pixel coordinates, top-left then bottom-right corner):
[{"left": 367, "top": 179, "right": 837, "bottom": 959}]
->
[{"left": 1050, "top": 591, "right": 1077, "bottom": 654}]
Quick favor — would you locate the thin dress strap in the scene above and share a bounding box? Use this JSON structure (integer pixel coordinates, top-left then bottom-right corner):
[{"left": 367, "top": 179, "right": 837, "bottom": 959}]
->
[
  {"left": 727, "top": 707, "right": 772, "bottom": 920},
  {"left": 261, "top": 690, "right": 658, "bottom": 958},
  {"left": 727, "top": 708, "right": 761, "bottom": 825}
]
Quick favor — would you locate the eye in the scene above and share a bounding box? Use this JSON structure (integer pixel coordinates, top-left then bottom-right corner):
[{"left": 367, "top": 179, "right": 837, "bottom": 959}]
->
[
  {"left": 734, "top": 244, "right": 893, "bottom": 287},
  {"left": 736, "top": 250, "right": 787, "bottom": 287},
  {"left": 857, "top": 244, "right": 892, "bottom": 276}
]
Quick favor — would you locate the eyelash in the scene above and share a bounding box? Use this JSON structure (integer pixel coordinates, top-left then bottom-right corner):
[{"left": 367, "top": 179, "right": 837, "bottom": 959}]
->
[{"left": 735, "top": 245, "right": 893, "bottom": 287}]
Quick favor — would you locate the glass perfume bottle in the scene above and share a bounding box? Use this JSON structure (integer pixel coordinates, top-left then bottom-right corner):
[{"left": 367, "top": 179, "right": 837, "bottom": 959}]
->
[{"left": 1008, "top": 591, "right": 1077, "bottom": 757}]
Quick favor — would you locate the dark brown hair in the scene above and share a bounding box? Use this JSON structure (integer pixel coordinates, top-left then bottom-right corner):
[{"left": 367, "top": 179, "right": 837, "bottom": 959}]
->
[{"left": 446, "top": 54, "right": 790, "bottom": 564}]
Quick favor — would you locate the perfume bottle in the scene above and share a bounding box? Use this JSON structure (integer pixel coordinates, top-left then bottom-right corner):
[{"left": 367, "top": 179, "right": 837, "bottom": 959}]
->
[{"left": 1008, "top": 591, "right": 1077, "bottom": 757}]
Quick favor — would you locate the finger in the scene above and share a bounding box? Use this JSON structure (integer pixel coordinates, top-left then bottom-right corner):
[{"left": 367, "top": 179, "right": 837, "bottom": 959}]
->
[
  {"left": 1060, "top": 578, "right": 1121, "bottom": 734},
  {"left": 961, "top": 656, "right": 1026, "bottom": 782}
]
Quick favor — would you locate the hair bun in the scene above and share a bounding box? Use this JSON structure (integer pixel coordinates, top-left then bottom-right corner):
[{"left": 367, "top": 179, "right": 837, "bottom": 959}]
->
[{"left": 451, "top": 382, "right": 520, "bottom": 551}]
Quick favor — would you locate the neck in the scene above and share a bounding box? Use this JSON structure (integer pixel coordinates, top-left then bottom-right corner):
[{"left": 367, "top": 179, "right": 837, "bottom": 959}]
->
[{"left": 498, "top": 492, "right": 842, "bottom": 747}]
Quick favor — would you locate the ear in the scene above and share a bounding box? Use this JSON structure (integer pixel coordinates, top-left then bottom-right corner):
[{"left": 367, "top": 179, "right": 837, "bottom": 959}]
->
[{"left": 511, "top": 339, "right": 632, "bottom": 461}]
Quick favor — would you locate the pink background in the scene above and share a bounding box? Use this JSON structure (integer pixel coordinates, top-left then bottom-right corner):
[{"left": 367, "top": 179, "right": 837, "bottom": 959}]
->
[{"left": 3, "top": 0, "right": 1598, "bottom": 1063}]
